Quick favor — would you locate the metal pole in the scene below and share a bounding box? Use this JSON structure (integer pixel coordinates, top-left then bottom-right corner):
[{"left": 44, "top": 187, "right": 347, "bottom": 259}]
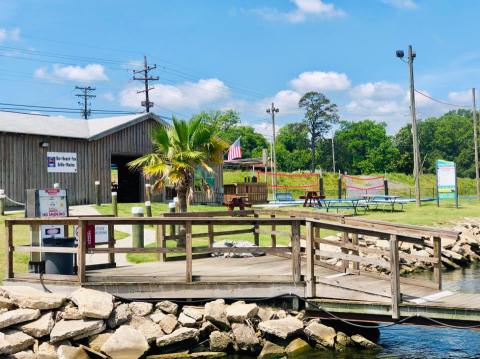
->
[
  {"left": 473, "top": 88, "right": 480, "bottom": 200},
  {"left": 408, "top": 45, "right": 421, "bottom": 206},
  {"left": 331, "top": 133, "right": 336, "bottom": 173},
  {"left": 271, "top": 104, "right": 277, "bottom": 200}
]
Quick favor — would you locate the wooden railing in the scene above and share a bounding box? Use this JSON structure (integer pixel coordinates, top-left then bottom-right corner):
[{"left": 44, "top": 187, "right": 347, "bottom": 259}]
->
[{"left": 4, "top": 209, "right": 459, "bottom": 319}]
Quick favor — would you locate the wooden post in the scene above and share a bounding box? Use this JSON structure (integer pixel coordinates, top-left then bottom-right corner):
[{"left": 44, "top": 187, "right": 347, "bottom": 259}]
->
[
  {"left": 185, "top": 221, "right": 193, "bottom": 283},
  {"left": 341, "top": 232, "right": 349, "bottom": 272},
  {"left": 156, "top": 224, "right": 166, "bottom": 262},
  {"left": 169, "top": 202, "right": 176, "bottom": 238},
  {"left": 389, "top": 234, "right": 401, "bottom": 320},
  {"left": 351, "top": 233, "right": 359, "bottom": 271},
  {"left": 95, "top": 181, "right": 101, "bottom": 206},
  {"left": 131, "top": 207, "right": 144, "bottom": 248},
  {"left": 108, "top": 223, "right": 115, "bottom": 266},
  {"left": 145, "top": 201, "right": 152, "bottom": 217},
  {"left": 314, "top": 226, "right": 320, "bottom": 261},
  {"left": 0, "top": 189, "right": 5, "bottom": 216},
  {"left": 77, "top": 220, "right": 87, "bottom": 283},
  {"left": 270, "top": 214, "right": 276, "bottom": 247},
  {"left": 5, "top": 221, "right": 13, "bottom": 279},
  {"left": 433, "top": 237, "right": 442, "bottom": 290},
  {"left": 208, "top": 223, "right": 214, "bottom": 248},
  {"left": 305, "top": 221, "right": 316, "bottom": 298},
  {"left": 112, "top": 192, "right": 118, "bottom": 217},
  {"left": 253, "top": 213, "right": 260, "bottom": 246},
  {"left": 291, "top": 220, "right": 301, "bottom": 283}
]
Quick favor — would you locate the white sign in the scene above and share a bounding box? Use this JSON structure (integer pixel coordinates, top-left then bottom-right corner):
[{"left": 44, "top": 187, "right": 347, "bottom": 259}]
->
[
  {"left": 47, "top": 152, "right": 77, "bottom": 173},
  {"left": 74, "top": 224, "right": 109, "bottom": 245},
  {"left": 39, "top": 189, "right": 68, "bottom": 217},
  {"left": 40, "top": 225, "right": 65, "bottom": 239}
]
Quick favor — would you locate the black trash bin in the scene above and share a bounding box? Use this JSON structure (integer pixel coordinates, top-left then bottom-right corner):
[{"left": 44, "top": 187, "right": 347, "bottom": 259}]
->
[{"left": 41, "top": 237, "right": 76, "bottom": 275}]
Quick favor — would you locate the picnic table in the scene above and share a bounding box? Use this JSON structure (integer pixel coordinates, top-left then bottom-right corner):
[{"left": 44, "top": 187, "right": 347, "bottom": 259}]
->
[
  {"left": 223, "top": 195, "right": 251, "bottom": 211},
  {"left": 362, "top": 194, "right": 404, "bottom": 212},
  {"left": 317, "top": 198, "right": 368, "bottom": 215},
  {"left": 299, "top": 191, "right": 325, "bottom": 207}
]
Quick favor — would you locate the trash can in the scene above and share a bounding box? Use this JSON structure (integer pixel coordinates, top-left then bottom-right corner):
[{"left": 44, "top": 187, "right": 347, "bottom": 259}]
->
[{"left": 41, "top": 237, "right": 76, "bottom": 275}]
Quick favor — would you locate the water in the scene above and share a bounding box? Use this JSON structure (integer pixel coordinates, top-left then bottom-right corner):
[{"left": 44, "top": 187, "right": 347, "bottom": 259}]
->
[{"left": 229, "top": 266, "right": 480, "bottom": 358}]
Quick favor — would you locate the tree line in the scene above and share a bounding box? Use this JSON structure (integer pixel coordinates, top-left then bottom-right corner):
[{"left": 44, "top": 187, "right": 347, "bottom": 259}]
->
[{"left": 192, "top": 92, "right": 477, "bottom": 178}]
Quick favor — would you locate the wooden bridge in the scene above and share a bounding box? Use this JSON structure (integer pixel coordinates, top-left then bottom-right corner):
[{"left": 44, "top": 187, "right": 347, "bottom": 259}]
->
[{"left": 5, "top": 209, "right": 480, "bottom": 327}]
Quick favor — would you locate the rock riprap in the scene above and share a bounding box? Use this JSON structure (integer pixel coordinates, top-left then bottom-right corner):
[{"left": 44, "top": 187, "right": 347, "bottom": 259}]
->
[{"left": 0, "top": 286, "right": 382, "bottom": 356}]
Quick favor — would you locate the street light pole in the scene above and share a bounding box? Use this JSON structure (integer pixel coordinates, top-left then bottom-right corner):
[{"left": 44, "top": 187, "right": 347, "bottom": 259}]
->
[
  {"left": 267, "top": 103, "right": 279, "bottom": 201},
  {"left": 398, "top": 45, "right": 421, "bottom": 206},
  {"left": 473, "top": 88, "right": 480, "bottom": 200}
]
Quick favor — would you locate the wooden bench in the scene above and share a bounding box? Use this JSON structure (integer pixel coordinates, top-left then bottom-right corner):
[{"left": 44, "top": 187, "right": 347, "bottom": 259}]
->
[{"left": 223, "top": 195, "right": 252, "bottom": 211}]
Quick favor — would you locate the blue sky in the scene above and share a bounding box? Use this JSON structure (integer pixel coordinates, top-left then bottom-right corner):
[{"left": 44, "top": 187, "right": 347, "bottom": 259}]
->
[{"left": 0, "top": 0, "right": 479, "bottom": 136}]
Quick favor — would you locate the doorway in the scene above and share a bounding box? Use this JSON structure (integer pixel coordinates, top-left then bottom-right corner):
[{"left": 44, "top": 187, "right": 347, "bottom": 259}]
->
[{"left": 111, "top": 155, "right": 141, "bottom": 203}]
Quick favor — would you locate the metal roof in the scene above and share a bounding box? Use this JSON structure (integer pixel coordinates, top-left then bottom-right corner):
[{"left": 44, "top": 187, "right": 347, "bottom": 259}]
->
[{"left": 0, "top": 111, "right": 168, "bottom": 140}]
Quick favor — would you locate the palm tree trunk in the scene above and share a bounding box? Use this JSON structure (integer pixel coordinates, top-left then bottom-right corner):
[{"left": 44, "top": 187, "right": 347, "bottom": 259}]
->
[{"left": 176, "top": 187, "right": 188, "bottom": 247}]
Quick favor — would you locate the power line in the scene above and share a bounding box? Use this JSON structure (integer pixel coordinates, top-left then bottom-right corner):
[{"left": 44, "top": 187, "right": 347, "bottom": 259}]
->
[
  {"left": 415, "top": 89, "right": 469, "bottom": 109},
  {"left": 75, "top": 86, "right": 96, "bottom": 119}
]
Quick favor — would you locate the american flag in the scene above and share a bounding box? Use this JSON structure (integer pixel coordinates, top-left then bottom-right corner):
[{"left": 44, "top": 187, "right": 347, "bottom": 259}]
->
[{"left": 227, "top": 137, "right": 242, "bottom": 160}]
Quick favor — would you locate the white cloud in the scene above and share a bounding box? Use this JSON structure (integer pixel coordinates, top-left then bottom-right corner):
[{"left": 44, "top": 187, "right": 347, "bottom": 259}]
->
[
  {"left": 120, "top": 78, "right": 230, "bottom": 110},
  {"left": 290, "top": 71, "right": 351, "bottom": 93},
  {"left": 255, "top": 90, "right": 302, "bottom": 116},
  {"left": 448, "top": 89, "right": 471, "bottom": 105},
  {"left": 382, "top": 0, "right": 418, "bottom": 9},
  {"left": 255, "top": 0, "right": 345, "bottom": 23},
  {"left": 252, "top": 122, "right": 281, "bottom": 139},
  {"left": 0, "top": 27, "right": 20, "bottom": 42},
  {"left": 34, "top": 64, "right": 108, "bottom": 82},
  {"left": 346, "top": 98, "right": 404, "bottom": 116},
  {"left": 350, "top": 81, "right": 404, "bottom": 99},
  {"left": 101, "top": 92, "right": 115, "bottom": 102}
]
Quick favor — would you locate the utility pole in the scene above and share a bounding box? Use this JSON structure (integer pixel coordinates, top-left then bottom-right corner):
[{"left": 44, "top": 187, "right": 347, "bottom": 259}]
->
[
  {"left": 397, "top": 45, "right": 421, "bottom": 206},
  {"left": 75, "top": 86, "right": 96, "bottom": 119},
  {"left": 331, "top": 132, "right": 336, "bottom": 173},
  {"left": 473, "top": 88, "right": 480, "bottom": 200},
  {"left": 266, "top": 103, "right": 279, "bottom": 200},
  {"left": 133, "top": 55, "right": 159, "bottom": 113}
]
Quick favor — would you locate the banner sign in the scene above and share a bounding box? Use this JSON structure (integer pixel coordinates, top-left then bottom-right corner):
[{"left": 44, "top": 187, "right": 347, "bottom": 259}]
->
[
  {"left": 74, "top": 224, "right": 108, "bottom": 247},
  {"left": 38, "top": 189, "right": 68, "bottom": 217},
  {"left": 47, "top": 152, "right": 77, "bottom": 173},
  {"left": 436, "top": 159, "right": 456, "bottom": 199}
]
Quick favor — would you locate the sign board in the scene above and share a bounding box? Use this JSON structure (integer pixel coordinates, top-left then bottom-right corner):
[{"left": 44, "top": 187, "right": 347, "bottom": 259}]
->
[
  {"left": 40, "top": 225, "right": 65, "bottom": 239},
  {"left": 38, "top": 189, "right": 68, "bottom": 217},
  {"left": 436, "top": 159, "right": 457, "bottom": 199},
  {"left": 47, "top": 152, "right": 77, "bottom": 173},
  {"left": 74, "top": 224, "right": 109, "bottom": 247}
]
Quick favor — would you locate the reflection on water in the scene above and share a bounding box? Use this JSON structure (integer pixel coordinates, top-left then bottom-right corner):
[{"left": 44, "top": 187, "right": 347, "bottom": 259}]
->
[{"left": 229, "top": 266, "right": 480, "bottom": 358}]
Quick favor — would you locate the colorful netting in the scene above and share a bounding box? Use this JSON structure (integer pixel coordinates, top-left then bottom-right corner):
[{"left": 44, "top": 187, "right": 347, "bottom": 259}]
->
[{"left": 344, "top": 175, "right": 384, "bottom": 198}]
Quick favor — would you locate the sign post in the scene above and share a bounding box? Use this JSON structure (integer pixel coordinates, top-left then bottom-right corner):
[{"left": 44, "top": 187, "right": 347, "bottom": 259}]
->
[{"left": 436, "top": 159, "right": 458, "bottom": 208}]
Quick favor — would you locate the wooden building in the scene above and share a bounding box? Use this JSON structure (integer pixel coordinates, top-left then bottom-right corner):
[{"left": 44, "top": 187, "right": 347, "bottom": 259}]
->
[{"left": 0, "top": 112, "right": 224, "bottom": 206}]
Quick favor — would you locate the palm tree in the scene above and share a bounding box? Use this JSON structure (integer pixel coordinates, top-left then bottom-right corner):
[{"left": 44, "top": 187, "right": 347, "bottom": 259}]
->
[{"left": 129, "top": 117, "right": 227, "bottom": 245}]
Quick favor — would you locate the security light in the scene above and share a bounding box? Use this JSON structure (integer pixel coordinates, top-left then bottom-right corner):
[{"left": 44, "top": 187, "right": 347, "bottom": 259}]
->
[{"left": 396, "top": 50, "right": 404, "bottom": 58}]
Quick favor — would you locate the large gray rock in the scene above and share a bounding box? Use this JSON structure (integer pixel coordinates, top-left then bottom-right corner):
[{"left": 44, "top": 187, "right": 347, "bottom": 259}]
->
[
  {"left": 129, "top": 302, "right": 153, "bottom": 317},
  {"left": 57, "top": 345, "right": 89, "bottom": 359},
  {"left": 285, "top": 338, "right": 313, "bottom": 357},
  {"left": 70, "top": 288, "right": 114, "bottom": 319},
  {"left": 0, "top": 295, "right": 14, "bottom": 310},
  {"left": 0, "top": 330, "right": 35, "bottom": 355},
  {"left": 8, "top": 350, "right": 36, "bottom": 359},
  {"left": 231, "top": 323, "right": 259, "bottom": 353},
  {"left": 351, "top": 334, "right": 381, "bottom": 349},
  {"left": 258, "top": 317, "right": 303, "bottom": 339},
  {"left": 156, "top": 300, "right": 178, "bottom": 315},
  {"left": 226, "top": 302, "right": 259, "bottom": 323},
  {"left": 88, "top": 332, "right": 113, "bottom": 352},
  {"left": 72, "top": 321, "right": 106, "bottom": 341},
  {"left": 101, "top": 325, "right": 149, "bottom": 359},
  {"left": 127, "top": 316, "right": 163, "bottom": 344},
  {"left": 18, "top": 312, "right": 55, "bottom": 338},
  {"left": 107, "top": 303, "right": 131, "bottom": 329},
  {"left": 182, "top": 306, "right": 204, "bottom": 322},
  {"left": 304, "top": 321, "right": 336, "bottom": 348},
  {"left": 204, "top": 299, "right": 230, "bottom": 330},
  {"left": 35, "top": 341, "right": 62, "bottom": 359},
  {"left": 156, "top": 327, "right": 199, "bottom": 348},
  {"left": 149, "top": 310, "right": 166, "bottom": 324},
  {"left": 0, "top": 309, "right": 41, "bottom": 329},
  {"left": 0, "top": 286, "right": 66, "bottom": 310},
  {"left": 209, "top": 331, "right": 231, "bottom": 352},
  {"left": 158, "top": 314, "right": 178, "bottom": 334},
  {"left": 58, "top": 304, "right": 82, "bottom": 321},
  {"left": 178, "top": 312, "right": 197, "bottom": 327},
  {"left": 49, "top": 319, "right": 104, "bottom": 343},
  {"left": 257, "top": 307, "right": 274, "bottom": 322},
  {"left": 258, "top": 341, "right": 285, "bottom": 359},
  {"left": 335, "top": 331, "right": 354, "bottom": 349}
]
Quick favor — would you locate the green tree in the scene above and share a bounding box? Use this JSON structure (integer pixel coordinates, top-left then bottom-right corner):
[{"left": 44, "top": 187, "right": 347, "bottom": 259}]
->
[
  {"left": 335, "top": 120, "right": 399, "bottom": 174},
  {"left": 275, "top": 123, "right": 311, "bottom": 171},
  {"left": 298, "top": 92, "right": 339, "bottom": 172},
  {"left": 129, "top": 117, "right": 227, "bottom": 245},
  {"left": 191, "top": 109, "right": 240, "bottom": 132}
]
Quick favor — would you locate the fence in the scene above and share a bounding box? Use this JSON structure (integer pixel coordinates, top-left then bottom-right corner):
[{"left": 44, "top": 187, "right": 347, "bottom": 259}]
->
[{"left": 4, "top": 209, "right": 458, "bottom": 319}]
